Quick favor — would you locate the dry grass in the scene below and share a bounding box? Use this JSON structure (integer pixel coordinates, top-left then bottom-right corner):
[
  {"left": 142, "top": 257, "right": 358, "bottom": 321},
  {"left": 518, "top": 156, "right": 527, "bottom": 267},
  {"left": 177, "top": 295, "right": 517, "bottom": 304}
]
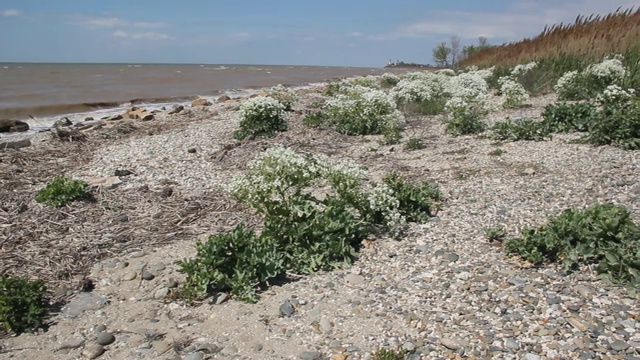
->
[{"left": 459, "top": 7, "right": 640, "bottom": 67}]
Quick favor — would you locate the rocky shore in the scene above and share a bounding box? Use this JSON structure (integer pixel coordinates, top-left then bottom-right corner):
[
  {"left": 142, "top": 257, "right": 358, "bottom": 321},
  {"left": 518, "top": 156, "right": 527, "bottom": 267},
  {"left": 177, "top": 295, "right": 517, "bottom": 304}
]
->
[{"left": 0, "top": 84, "right": 639, "bottom": 360}]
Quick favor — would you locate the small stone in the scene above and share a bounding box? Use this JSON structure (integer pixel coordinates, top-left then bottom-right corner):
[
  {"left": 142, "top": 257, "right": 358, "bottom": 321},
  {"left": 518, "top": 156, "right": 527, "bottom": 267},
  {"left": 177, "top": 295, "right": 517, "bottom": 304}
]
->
[
  {"left": 194, "top": 343, "right": 221, "bottom": 354},
  {"left": 403, "top": 342, "right": 416, "bottom": 352},
  {"left": 523, "top": 354, "right": 541, "bottom": 360},
  {"left": 141, "top": 271, "right": 155, "bottom": 281},
  {"left": 215, "top": 292, "right": 229, "bottom": 305},
  {"left": 508, "top": 277, "right": 527, "bottom": 286},
  {"left": 96, "top": 332, "right": 115, "bottom": 346},
  {"left": 82, "top": 344, "right": 105, "bottom": 359},
  {"left": 166, "top": 278, "right": 179, "bottom": 288},
  {"left": 154, "top": 287, "right": 169, "bottom": 299},
  {"left": 319, "top": 317, "right": 333, "bottom": 333},
  {"left": 95, "top": 324, "right": 107, "bottom": 333},
  {"left": 187, "top": 148, "right": 197, "bottom": 153},
  {"left": 609, "top": 340, "right": 630, "bottom": 351},
  {"left": 445, "top": 253, "right": 460, "bottom": 262},
  {"left": 114, "top": 169, "right": 133, "bottom": 177},
  {"left": 161, "top": 187, "right": 173, "bottom": 198},
  {"left": 222, "top": 345, "right": 239, "bottom": 355},
  {"left": 280, "top": 300, "right": 295, "bottom": 317},
  {"left": 55, "top": 338, "right": 85, "bottom": 351},
  {"left": 441, "top": 338, "right": 463, "bottom": 350},
  {"left": 184, "top": 352, "right": 204, "bottom": 360},
  {"left": 505, "top": 338, "right": 519, "bottom": 350},
  {"left": 523, "top": 168, "right": 536, "bottom": 176},
  {"left": 299, "top": 351, "right": 323, "bottom": 359},
  {"left": 344, "top": 274, "right": 365, "bottom": 286},
  {"left": 122, "top": 271, "right": 138, "bottom": 281},
  {"left": 253, "top": 343, "right": 263, "bottom": 352}
]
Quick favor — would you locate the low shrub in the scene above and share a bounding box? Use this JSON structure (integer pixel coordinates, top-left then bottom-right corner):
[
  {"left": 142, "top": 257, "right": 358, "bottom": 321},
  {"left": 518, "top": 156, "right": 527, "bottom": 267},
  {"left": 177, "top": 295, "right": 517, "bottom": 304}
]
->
[
  {"left": 585, "top": 86, "right": 640, "bottom": 150},
  {"left": 554, "top": 56, "right": 627, "bottom": 100},
  {"left": 379, "top": 73, "right": 400, "bottom": 88},
  {"left": 504, "top": 204, "right": 640, "bottom": 288},
  {"left": 233, "top": 96, "right": 287, "bottom": 140},
  {"left": 541, "top": 102, "right": 596, "bottom": 133},
  {"left": 491, "top": 118, "right": 549, "bottom": 142},
  {"left": 499, "top": 77, "right": 530, "bottom": 108},
  {"left": 178, "top": 147, "right": 442, "bottom": 302},
  {"left": 484, "top": 226, "right": 506, "bottom": 242},
  {"left": 36, "top": 174, "right": 90, "bottom": 207},
  {"left": 0, "top": 276, "right": 49, "bottom": 334},
  {"left": 311, "top": 86, "right": 405, "bottom": 144}
]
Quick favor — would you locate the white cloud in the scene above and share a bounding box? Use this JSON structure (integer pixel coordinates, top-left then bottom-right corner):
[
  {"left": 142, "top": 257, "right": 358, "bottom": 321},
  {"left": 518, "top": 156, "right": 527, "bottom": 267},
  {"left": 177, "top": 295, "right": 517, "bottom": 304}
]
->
[
  {"left": 112, "top": 30, "right": 172, "bottom": 41},
  {"left": 370, "top": 0, "right": 638, "bottom": 42},
  {"left": 2, "top": 9, "right": 20, "bottom": 17},
  {"left": 347, "top": 32, "right": 363, "bottom": 37},
  {"left": 71, "top": 16, "right": 168, "bottom": 29}
]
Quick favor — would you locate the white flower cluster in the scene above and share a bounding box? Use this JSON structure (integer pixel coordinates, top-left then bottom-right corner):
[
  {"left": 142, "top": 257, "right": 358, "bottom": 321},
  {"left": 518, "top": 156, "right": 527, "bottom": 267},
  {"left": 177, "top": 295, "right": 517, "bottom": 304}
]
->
[
  {"left": 379, "top": 73, "right": 400, "bottom": 87},
  {"left": 326, "top": 86, "right": 405, "bottom": 131},
  {"left": 553, "top": 70, "right": 579, "bottom": 94},
  {"left": 346, "top": 75, "right": 379, "bottom": 88},
  {"left": 498, "top": 76, "right": 530, "bottom": 108},
  {"left": 511, "top": 61, "right": 537, "bottom": 77},
  {"left": 445, "top": 72, "right": 490, "bottom": 115},
  {"left": 238, "top": 96, "right": 285, "bottom": 121},
  {"left": 391, "top": 72, "right": 449, "bottom": 104},
  {"left": 366, "top": 184, "right": 405, "bottom": 227},
  {"left": 267, "top": 84, "right": 297, "bottom": 110},
  {"left": 597, "top": 84, "right": 636, "bottom": 106},
  {"left": 585, "top": 57, "right": 626, "bottom": 81},
  {"left": 436, "top": 69, "right": 456, "bottom": 76},
  {"left": 230, "top": 146, "right": 405, "bottom": 227}
]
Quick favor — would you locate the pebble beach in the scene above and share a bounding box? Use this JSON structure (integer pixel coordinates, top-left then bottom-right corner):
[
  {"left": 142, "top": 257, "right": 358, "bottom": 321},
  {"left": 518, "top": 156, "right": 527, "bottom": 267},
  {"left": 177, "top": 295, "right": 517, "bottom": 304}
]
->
[{"left": 0, "top": 83, "right": 639, "bottom": 360}]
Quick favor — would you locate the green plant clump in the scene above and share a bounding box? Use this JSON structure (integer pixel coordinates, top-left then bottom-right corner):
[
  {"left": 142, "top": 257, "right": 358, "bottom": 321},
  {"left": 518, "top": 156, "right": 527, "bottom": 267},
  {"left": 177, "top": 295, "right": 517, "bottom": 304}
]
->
[
  {"left": 403, "top": 138, "right": 426, "bottom": 151},
  {"left": 541, "top": 102, "right": 596, "bottom": 133},
  {"left": 0, "top": 276, "right": 49, "bottom": 334},
  {"left": 584, "top": 86, "right": 640, "bottom": 150},
  {"left": 177, "top": 147, "right": 442, "bottom": 302},
  {"left": 504, "top": 204, "right": 640, "bottom": 288},
  {"left": 491, "top": 118, "right": 550, "bottom": 142},
  {"left": 372, "top": 348, "right": 411, "bottom": 360},
  {"left": 35, "top": 174, "right": 90, "bottom": 207}
]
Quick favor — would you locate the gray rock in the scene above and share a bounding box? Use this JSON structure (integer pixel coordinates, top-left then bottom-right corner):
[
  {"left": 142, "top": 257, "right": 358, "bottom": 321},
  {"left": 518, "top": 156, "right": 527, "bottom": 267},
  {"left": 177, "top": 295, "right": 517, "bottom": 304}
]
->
[
  {"left": 63, "top": 293, "right": 110, "bottom": 318},
  {"left": 280, "top": 300, "right": 295, "bottom": 317},
  {"left": 96, "top": 332, "right": 115, "bottom": 346},
  {"left": 154, "top": 287, "right": 169, "bottom": 299},
  {"left": 184, "top": 352, "right": 204, "bottom": 360},
  {"left": 505, "top": 338, "right": 519, "bottom": 350},
  {"left": 142, "top": 271, "right": 155, "bottom": 281},
  {"left": 508, "top": 277, "right": 528, "bottom": 286},
  {"left": 253, "top": 343, "right": 263, "bottom": 352},
  {"left": 403, "top": 342, "right": 416, "bottom": 352},
  {"left": 82, "top": 344, "right": 105, "bottom": 359},
  {"left": 344, "top": 273, "right": 365, "bottom": 286},
  {"left": 95, "top": 324, "right": 107, "bottom": 333},
  {"left": 299, "top": 351, "right": 323, "bottom": 359},
  {"left": 609, "top": 340, "right": 630, "bottom": 351},
  {"left": 523, "top": 354, "right": 541, "bottom": 360}
]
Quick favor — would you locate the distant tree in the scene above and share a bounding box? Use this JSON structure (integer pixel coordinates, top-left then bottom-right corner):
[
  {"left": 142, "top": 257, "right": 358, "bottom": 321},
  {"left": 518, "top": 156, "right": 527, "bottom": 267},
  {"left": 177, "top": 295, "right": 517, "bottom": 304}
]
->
[
  {"left": 450, "top": 36, "right": 461, "bottom": 66},
  {"left": 432, "top": 41, "right": 452, "bottom": 67},
  {"left": 460, "top": 36, "right": 494, "bottom": 62}
]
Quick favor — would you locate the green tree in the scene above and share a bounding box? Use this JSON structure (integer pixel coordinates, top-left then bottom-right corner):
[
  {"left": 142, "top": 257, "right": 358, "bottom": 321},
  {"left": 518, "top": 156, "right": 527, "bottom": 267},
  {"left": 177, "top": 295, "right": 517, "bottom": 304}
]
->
[{"left": 432, "top": 41, "right": 452, "bottom": 67}]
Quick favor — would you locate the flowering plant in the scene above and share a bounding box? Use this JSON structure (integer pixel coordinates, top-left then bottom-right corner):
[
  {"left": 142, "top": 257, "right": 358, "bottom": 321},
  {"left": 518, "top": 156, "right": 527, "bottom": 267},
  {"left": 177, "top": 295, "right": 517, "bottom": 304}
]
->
[
  {"left": 498, "top": 77, "right": 530, "bottom": 108},
  {"left": 267, "top": 84, "right": 297, "bottom": 111},
  {"left": 234, "top": 96, "right": 287, "bottom": 139}
]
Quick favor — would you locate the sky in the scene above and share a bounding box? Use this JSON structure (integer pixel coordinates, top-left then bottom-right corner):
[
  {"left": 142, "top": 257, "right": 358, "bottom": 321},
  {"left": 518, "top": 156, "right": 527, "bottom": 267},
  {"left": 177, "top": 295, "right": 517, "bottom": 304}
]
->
[{"left": 0, "top": 0, "right": 637, "bottom": 67}]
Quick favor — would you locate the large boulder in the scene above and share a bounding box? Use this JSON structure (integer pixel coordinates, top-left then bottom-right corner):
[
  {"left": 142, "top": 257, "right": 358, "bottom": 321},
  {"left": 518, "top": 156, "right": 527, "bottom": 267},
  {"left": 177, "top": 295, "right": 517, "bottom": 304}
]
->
[
  {"left": 0, "top": 119, "right": 29, "bottom": 133},
  {"left": 125, "top": 108, "right": 154, "bottom": 121},
  {"left": 191, "top": 98, "right": 211, "bottom": 107},
  {"left": 0, "top": 138, "right": 31, "bottom": 150}
]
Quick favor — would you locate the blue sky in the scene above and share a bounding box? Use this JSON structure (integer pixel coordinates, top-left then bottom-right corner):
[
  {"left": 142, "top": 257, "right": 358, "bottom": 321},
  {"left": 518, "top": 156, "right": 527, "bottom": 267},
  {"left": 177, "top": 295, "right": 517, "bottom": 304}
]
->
[{"left": 0, "top": 0, "right": 637, "bottom": 66}]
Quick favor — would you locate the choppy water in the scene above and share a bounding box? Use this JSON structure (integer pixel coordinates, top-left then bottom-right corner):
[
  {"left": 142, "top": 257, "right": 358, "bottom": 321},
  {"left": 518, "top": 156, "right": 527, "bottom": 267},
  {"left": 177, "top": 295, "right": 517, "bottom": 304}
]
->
[{"left": 0, "top": 63, "right": 400, "bottom": 123}]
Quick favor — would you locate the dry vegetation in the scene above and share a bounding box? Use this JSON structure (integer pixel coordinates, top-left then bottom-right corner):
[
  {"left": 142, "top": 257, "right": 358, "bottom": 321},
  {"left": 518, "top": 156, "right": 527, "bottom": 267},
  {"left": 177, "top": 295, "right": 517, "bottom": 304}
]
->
[{"left": 459, "top": 7, "right": 640, "bottom": 67}]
